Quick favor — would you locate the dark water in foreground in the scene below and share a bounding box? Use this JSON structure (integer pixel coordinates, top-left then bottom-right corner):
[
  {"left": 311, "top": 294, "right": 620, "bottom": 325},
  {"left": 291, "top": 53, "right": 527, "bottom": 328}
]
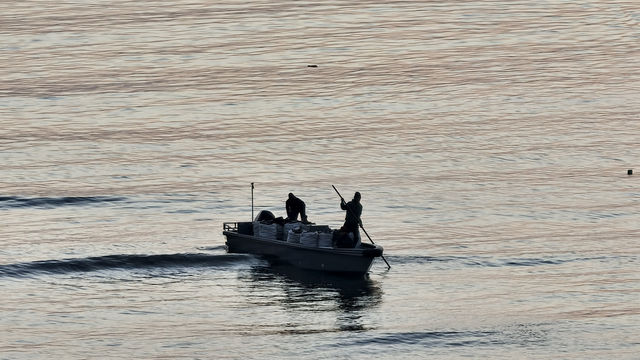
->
[{"left": 1, "top": 0, "right": 639, "bottom": 358}]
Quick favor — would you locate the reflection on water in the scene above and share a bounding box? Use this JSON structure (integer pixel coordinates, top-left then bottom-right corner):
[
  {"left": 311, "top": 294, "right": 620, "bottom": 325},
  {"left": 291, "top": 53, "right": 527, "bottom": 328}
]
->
[
  {"left": 239, "top": 264, "right": 383, "bottom": 332},
  {"left": 247, "top": 264, "right": 382, "bottom": 310}
]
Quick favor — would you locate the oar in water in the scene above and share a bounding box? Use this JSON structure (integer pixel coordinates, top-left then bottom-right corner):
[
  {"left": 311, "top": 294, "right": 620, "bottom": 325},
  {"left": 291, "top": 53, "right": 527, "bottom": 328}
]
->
[{"left": 332, "top": 185, "right": 391, "bottom": 269}]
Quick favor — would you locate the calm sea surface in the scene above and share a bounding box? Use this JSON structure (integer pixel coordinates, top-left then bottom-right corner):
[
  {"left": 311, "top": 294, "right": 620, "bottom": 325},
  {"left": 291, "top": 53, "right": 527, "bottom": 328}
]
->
[{"left": 1, "top": 1, "right": 639, "bottom": 358}]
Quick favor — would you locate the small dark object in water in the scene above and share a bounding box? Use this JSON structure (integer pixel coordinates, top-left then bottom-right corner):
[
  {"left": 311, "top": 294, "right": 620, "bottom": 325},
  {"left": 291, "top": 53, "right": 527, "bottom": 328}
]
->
[
  {"left": 307, "top": 64, "right": 318, "bottom": 68},
  {"left": 628, "top": 169, "right": 633, "bottom": 175}
]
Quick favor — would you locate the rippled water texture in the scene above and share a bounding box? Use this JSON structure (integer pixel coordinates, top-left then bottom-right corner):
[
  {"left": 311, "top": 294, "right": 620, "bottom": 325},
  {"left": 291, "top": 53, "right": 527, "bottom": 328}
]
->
[{"left": 1, "top": 1, "right": 639, "bottom": 359}]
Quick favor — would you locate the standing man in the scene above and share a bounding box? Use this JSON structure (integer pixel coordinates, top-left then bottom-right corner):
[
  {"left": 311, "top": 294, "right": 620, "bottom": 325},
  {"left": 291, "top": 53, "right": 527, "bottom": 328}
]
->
[
  {"left": 286, "top": 193, "right": 310, "bottom": 224},
  {"left": 339, "top": 191, "right": 362, "bottom": 247}
]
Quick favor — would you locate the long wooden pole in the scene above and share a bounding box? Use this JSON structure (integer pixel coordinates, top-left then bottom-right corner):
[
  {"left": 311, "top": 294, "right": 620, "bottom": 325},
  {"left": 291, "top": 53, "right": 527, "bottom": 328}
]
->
[{"left": 332, "top": 185, "right": 391, "bottom": 269}]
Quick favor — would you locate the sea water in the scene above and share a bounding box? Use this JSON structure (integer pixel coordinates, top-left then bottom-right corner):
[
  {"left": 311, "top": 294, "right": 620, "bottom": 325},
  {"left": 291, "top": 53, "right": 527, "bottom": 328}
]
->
[{"left": 1, "top": 1, "right": 639, "bottom": 358}]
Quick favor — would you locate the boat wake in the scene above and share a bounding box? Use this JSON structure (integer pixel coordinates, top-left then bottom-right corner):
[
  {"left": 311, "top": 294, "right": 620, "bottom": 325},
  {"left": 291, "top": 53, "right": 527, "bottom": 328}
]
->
[
  {"left": 0, "top": 195, "right": 125, "bottom": 209},
  {"left": 388, "top": 254, "right": 631, "bottom": 268},
  {"left": 0, "top": 253, "right": 255, "bottom": 278}
]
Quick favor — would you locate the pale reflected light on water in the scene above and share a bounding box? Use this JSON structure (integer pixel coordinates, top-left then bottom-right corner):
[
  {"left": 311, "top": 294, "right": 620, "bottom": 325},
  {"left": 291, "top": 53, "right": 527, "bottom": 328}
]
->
[{"left": 1, "top": 0, "right": 639, "bottom": 358}]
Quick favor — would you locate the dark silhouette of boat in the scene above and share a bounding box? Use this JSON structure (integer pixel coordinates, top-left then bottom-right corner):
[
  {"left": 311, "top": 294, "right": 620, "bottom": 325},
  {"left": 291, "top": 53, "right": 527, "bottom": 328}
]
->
[{"left": 223, "top": 218, "right": 383, "bottom": 275}]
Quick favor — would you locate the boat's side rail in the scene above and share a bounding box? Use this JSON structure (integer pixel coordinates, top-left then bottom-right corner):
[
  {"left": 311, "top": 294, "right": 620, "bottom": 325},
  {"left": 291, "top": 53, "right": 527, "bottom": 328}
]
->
[
  {"left": 224, "top": 221, "right": 254, "bottom": 235},
  {"left": 223, "top": 222, "right": 238, "bottom": 232}
]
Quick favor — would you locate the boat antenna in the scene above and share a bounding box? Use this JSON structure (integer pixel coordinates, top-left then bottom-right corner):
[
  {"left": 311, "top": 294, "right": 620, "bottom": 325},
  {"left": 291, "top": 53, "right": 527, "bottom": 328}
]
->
[{"left": 251, "top": 182, "right": 254, "bottom": 221}]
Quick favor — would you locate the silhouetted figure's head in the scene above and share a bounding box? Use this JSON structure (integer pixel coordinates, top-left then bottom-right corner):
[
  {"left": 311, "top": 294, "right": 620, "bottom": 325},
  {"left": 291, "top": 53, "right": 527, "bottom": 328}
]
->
[
  {"left": 288, "top": 193, "right": 295, "bottom": 200},
  {"left": 354, "top": 192, "right": 361, "bottom": 202}
]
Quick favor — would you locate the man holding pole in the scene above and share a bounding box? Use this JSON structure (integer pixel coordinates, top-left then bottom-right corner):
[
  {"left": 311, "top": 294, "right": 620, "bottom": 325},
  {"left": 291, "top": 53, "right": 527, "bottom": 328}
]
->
[
  {"left": 339, "top": 191, "right": 362, "bottom": 247},
  {"left": 332, "top": 185, "right": 391, "bottom": 268}
]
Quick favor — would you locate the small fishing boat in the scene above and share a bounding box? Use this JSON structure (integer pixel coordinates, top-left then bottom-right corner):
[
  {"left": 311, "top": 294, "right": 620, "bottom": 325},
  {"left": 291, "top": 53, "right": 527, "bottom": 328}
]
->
[
  {"left": 223, "top": 185, "right": 388, "bottom": 275},
  {"left": 223, "top": 214, "right": 384, "bottom": 275}
]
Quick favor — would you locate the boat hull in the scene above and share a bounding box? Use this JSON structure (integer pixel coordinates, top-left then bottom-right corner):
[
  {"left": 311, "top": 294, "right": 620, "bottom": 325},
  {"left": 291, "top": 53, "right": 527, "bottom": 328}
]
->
[{"left": 224, "top": 231, "right": 382, "bottom": 274}]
